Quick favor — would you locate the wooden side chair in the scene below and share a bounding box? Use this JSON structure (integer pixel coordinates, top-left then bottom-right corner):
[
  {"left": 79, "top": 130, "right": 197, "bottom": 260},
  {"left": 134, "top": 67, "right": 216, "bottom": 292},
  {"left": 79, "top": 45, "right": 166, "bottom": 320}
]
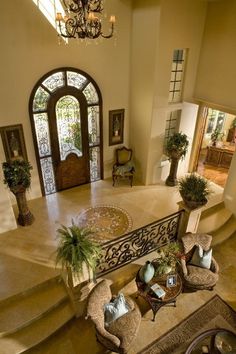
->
[{"left": 112, "top": 146, "right": 135, "bottom": 187}]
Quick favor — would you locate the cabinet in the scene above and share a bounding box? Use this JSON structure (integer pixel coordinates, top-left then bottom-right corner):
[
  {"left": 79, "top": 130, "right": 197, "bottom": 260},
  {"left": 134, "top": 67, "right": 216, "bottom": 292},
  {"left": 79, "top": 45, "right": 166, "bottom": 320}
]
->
[{"left": 205, "top": 145, "right": 235, "bottom": 168}]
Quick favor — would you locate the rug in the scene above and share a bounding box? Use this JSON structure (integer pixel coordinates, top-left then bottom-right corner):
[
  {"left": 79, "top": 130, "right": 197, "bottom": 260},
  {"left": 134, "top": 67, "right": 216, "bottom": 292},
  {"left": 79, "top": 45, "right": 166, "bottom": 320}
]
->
[
  {"left": 139, "top": 295, "right": 236, "bottom": 354},
  {"left": 76, "top": 205, "right": 133, "bottom": 243}
]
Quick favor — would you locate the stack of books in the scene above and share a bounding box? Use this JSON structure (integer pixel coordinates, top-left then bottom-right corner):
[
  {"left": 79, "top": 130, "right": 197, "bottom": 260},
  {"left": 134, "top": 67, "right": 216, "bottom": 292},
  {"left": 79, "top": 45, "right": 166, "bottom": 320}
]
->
[{"left": 150, "top": 283, "right": 166, "bottom": 299}]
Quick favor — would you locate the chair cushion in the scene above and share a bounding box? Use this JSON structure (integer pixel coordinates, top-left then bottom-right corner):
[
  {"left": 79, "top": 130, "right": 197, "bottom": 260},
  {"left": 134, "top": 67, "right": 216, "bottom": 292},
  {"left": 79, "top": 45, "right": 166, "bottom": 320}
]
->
[
  {"left": 104, "top": 293, "right": 130, "bottom": 326},
  {"left": 185, "top": 265, "right": 218, "bottom": 287},
  {"left": 113, "top": 162, "right": 135, "bottom": 176},
  {"left": 189, "top": 245, "right": 212, "bottom": 269}
]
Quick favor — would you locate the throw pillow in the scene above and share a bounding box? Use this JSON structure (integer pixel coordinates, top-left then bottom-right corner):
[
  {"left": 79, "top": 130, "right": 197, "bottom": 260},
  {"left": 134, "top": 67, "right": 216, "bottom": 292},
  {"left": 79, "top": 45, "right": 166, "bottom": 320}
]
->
[
  {"left": 104, "top": 293, "right": 130, "bottom": 326},
  {"left": 189, "top": 244, "right": 212, "bottom": 269}
]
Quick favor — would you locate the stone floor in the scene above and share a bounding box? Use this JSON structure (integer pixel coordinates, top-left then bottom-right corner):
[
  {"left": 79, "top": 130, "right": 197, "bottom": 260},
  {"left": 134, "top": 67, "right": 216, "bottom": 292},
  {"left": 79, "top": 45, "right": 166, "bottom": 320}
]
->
[{"left": 0, "top": 178, "right": 234, "bottom": 354}]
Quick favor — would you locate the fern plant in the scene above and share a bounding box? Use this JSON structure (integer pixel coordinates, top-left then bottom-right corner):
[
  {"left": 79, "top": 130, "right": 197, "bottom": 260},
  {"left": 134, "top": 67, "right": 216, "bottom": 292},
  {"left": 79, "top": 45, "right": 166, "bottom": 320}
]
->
[{"left": 56, "top": 220, "right": 101, "bottom": 278}]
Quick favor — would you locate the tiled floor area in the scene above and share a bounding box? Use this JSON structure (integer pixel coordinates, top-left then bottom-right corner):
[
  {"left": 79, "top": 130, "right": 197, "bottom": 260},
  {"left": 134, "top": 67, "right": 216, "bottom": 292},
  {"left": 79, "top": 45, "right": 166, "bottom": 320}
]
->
[{"left": 0, "top": 178, "right": 234, "bottom": 354}]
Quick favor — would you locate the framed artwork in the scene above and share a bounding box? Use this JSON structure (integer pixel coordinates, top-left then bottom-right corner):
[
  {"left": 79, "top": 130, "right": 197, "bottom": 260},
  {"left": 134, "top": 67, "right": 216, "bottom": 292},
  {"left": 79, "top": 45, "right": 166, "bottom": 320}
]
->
[
  {"left": 0, "top": 124, "right": 28, "bottom": 162},
  {"left": 109, "top": 109, "right": 124, "bottom": 146},
  {"left": 166, "top": 274, "right": 177, "bottom": 288}
]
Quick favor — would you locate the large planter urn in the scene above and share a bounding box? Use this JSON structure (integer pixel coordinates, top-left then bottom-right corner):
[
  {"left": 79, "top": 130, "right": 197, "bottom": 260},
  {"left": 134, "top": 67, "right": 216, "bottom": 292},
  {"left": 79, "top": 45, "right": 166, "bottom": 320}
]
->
[
  {"left": 165, "top": 155, "right": 180, "bottom": 186},
  {"left": 181, "top": 194, "right": 207, "bottom": 210},
  {"left": 11, "top": 185, "right": 34, "bottom": 226},
  {"left": 165, "top": 133, "right": 189, "bottom": 187}
]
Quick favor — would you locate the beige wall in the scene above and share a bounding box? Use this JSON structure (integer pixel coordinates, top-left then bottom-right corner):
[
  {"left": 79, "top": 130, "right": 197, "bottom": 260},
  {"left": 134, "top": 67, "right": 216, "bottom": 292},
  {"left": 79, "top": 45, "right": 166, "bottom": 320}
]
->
[
  {"left": 0, "top": 3, "right": 132, "bottom": 181},
  {"left": 195, "top": 0, "right": 236, "bottom": 111},
  {"left": 0, "top": 0, "right": 132, "bottom": 231},
  {"left": 130, "top": 0, "right": 207, "bottom": 184},
  {"left": 129, "top": 0, "right": 161, "bottom": 183},
  {"left": 224, "top": 151, "right": 236, "bottom": 216}
]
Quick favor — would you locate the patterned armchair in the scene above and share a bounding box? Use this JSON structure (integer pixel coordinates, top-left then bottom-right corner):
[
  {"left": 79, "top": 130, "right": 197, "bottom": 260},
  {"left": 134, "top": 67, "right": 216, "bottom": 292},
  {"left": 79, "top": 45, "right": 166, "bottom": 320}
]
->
[
  {"left": 180, "top": 233, "right": 219, "bottom": 291},
  {"left": 112, "top": 146, "right": 135, "bottom": 187},
  {"left": 86, "top": 279, "right": 141, "bottom": 354}
]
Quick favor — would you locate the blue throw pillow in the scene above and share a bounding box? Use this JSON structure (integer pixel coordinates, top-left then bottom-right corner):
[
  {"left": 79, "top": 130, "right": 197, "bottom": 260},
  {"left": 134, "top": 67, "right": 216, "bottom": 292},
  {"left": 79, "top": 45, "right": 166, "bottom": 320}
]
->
[
  {"left": 190, "top": 244, "right": 212, "bottom": 269},
  {"left": 104, "top": 293, "right": 130, "bottom": 326}
]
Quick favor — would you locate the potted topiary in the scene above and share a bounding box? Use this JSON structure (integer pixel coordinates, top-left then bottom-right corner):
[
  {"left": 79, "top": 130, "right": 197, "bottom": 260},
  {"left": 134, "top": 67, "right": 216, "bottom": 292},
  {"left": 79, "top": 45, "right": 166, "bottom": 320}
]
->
[
  {"left": 56, "top": 220, "right": 102, "bottom": 287},
  {"left": 165, "top": 132, "right": 189, "bottom": 186},
  {"left": 2, "top": 159, "right": 34, "bottom": 226},
  {"left": 178, "top": 173, "right": 212, "bottom": 209}
]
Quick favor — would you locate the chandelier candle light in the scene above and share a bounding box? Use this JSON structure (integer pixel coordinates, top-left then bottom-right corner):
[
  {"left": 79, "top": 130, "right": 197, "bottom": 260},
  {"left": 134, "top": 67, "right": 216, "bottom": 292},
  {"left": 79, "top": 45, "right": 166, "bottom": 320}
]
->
[{"left": 56, "top": 0, "right": 116, "bottom": 40}]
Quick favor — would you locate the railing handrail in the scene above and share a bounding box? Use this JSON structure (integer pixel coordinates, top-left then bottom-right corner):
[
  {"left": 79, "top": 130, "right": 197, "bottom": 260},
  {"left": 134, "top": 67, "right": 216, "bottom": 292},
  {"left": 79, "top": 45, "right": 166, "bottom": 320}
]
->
[{"left": 96, "top": 209, "right": 184, "bottom": 277}]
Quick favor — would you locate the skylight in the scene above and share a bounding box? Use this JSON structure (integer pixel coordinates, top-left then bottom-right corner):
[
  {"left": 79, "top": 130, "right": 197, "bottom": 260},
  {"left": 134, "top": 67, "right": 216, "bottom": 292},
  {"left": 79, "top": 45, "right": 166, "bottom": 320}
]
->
[{"left": 32, "top": 0, "right": 65, "bottom": 37}]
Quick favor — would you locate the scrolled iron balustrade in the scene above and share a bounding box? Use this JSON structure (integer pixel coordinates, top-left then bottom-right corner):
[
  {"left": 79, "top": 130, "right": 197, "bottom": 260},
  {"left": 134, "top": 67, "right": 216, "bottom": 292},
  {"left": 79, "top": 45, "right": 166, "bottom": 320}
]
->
[{"left": 96, "top": 210, "right": 183, "bottom": 277}]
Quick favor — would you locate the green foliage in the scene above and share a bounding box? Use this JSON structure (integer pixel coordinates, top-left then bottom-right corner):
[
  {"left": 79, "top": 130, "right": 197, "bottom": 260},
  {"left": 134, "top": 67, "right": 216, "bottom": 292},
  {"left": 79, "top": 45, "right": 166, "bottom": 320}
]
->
[
  {"left": 210, "top": 128, "right": 224, "bottom": 143},
  {"left": 154, "top": 242, "right": 181, "bottom": 275},
  {"left": 2, "top": 160, "right": 32, "bottom": 190},
  {"left": 166, "top": 132, "right": 189, "bottom": 160},
  {"left": 56, "top": 220, "right": 101, "bottom": 277},
  {"left": 65, "top": 122, "right": 82, "bottom": 151},
  {"left": 178, "top": 173, "right": 211, "bottom": 203}
]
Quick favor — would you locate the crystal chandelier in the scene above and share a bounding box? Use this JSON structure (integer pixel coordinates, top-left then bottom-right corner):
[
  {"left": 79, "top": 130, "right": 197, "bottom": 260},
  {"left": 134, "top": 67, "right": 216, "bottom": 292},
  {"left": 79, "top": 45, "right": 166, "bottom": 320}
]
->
[{"left": 56, "top": 0, "right": 115, "bottom": 40}]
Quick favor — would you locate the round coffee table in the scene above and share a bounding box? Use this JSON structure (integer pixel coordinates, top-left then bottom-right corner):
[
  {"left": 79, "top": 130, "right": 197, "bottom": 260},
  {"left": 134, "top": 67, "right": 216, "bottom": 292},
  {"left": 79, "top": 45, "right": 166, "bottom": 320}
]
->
[
  {"left": 185, "top": 328, "right": 236, "bottom": 353},
  {"left": 135, "top": 270, "right": 182, "bottom": 321}
]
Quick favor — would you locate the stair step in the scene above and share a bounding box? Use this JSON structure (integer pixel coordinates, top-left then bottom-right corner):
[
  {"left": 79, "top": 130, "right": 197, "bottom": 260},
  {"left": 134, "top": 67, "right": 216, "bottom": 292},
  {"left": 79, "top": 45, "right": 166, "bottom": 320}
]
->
[
  {"left": 212, "top": 215, "right": 236, "bottom": 246},
  {"left": 0, "top": 276, "right": 68, "bottom": 336},
  {"left": 197, "top": 202, "right": 232, "bottom": 234},
  {"left": 0, "top": 298, "right": 75, "bottom": 354},
  {"left": 0, "top": 254, "right": 60, "bottom": 302}
]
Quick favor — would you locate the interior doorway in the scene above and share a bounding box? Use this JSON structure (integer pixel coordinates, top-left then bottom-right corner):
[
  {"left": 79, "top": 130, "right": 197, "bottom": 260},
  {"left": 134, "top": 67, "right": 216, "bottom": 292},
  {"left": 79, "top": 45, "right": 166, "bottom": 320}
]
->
[{"left": 194, "top": 107, "right": 236, "bottom": 188}]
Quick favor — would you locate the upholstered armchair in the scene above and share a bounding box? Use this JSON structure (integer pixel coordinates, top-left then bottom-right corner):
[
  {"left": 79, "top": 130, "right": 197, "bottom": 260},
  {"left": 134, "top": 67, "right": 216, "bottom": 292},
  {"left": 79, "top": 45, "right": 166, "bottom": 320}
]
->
[
  {"left": 180, "top": 233, "right": 219, "bottom": 291},
  {"left": 112, "top": 146, "right": 135, "bottom": 187},
  {"left": 86, "top": 279, "right": 141, "bottom": 354}
]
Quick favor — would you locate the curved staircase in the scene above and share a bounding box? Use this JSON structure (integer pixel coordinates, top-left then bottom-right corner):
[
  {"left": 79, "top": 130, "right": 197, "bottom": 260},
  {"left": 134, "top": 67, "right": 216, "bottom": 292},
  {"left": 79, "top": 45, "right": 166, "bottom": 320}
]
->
[
  {"left": 197, "top": 201, "right": 236, "bottom": 246},
  {"left": 0, "top": 258, "right": 75, "bottom": 354}
]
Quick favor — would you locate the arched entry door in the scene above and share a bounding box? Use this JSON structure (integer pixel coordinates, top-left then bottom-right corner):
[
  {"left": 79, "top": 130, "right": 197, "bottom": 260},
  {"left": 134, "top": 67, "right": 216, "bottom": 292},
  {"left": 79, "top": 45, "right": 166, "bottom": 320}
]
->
[{"left": 29, "top": 68, "right": 103, "bottom": 195}]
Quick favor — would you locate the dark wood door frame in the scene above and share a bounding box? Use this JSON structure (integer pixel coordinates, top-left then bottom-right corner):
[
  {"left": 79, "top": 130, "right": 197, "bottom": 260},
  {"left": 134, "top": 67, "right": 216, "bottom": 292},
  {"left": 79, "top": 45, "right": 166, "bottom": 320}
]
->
[
  {"left": 48, "top": 87, "right": 90, "bottom": 190},
  {"left": 189, "top": 105, "right": 208, "bottom": 173}
]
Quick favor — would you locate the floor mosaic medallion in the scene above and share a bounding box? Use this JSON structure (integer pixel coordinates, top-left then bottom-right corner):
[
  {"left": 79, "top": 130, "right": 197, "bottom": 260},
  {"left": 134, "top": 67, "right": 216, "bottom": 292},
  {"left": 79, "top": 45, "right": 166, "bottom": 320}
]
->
[{"left": 76, "top": 205, "right": 133, "bottom": 243}]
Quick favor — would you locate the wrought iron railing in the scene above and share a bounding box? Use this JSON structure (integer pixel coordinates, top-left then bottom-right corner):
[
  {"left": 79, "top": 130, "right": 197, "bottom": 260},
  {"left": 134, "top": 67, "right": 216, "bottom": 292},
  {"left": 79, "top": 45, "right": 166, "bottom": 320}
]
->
[{"left": 96, "top": 210, "right": 184, "bottom": 277}]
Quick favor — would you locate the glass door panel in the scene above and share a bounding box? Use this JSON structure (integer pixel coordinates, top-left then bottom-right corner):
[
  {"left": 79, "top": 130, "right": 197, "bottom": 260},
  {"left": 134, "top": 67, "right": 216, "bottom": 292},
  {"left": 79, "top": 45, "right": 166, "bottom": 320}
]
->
[{"left": 56, "top": 95, "right": 82, "bottom": 161}]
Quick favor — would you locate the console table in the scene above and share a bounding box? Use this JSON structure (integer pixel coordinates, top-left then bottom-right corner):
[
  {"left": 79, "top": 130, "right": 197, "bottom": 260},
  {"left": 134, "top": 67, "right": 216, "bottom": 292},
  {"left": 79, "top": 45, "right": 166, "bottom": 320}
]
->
[{"left": 205, "top": 145, "right": 235, "bottom": 168}]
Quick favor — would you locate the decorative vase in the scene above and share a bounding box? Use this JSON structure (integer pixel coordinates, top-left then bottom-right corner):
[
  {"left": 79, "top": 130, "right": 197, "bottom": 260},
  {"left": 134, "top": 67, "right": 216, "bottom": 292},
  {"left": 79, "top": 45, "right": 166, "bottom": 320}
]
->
[{"left": 139, "top": 261, "right": 155, "bottom": 283}]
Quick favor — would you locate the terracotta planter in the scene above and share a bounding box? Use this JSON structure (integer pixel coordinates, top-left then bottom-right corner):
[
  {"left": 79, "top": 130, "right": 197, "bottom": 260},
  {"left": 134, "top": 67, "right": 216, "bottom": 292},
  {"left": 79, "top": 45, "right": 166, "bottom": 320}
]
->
[{"left": 11, "top": 185, "right": 34, "bottom": 226}]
